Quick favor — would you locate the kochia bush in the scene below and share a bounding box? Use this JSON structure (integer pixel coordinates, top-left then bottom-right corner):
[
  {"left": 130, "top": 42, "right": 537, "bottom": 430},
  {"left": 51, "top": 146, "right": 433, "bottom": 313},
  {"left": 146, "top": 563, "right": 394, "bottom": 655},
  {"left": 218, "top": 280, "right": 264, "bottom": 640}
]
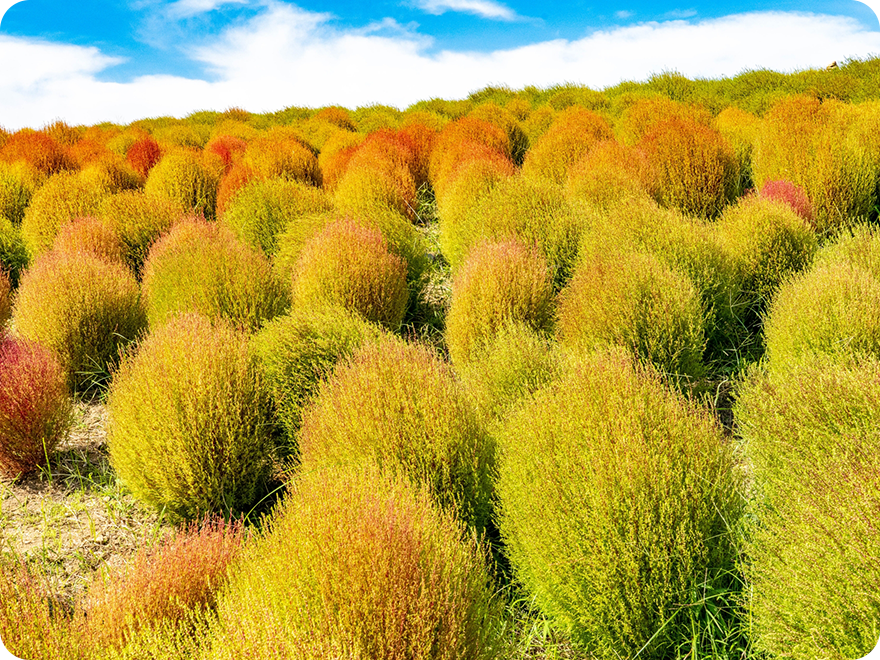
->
[
  {"left": 207, "top": 465, "right": 503, "bottom": 660},
  {"left": 50, "top": 216, "right": 125, "bottom": 265},
  {"left": 142, "top": 217, "right": 289, "bottom": 332},
  {"left": 0, "top": 335, "right": 73, "bottom": 477},
  {"left": 496, "top": 349, "right": 742, "bottom": 659},
  {"left": 107, "top": 314, "right": 278, "bottom": 520},
  {"left": 445, "top": 239, "right": 555, "bottom": 366},
  {"left": 299, "top": 337, "right": 495, "bottom": 533},
  {"left": 144, "top": 149, "right": 220, "bottom": 220},
  {"left": 13, "top": 249, "right": 146, "bottom": 392},
  {"left": 290, "top": 218, "right": 409, "bottom": 332},
  {"left": 0, "top": 267, "right": 10, "bottom": 328}
]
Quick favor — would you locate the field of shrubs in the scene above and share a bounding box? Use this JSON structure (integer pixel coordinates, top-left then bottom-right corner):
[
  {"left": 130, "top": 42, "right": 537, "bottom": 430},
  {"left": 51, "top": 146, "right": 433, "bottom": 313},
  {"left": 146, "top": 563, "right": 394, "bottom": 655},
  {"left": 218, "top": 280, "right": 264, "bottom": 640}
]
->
[{"left": 2, "top": 56, "right": 880, "bottom": 659}]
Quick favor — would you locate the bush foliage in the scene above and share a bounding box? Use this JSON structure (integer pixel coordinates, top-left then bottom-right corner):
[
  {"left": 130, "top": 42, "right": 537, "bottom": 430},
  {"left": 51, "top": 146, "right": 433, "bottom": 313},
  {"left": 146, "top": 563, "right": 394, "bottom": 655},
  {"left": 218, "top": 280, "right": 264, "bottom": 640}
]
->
[{"left": 107, "top": 313, "right": 279, "bottom": 520}]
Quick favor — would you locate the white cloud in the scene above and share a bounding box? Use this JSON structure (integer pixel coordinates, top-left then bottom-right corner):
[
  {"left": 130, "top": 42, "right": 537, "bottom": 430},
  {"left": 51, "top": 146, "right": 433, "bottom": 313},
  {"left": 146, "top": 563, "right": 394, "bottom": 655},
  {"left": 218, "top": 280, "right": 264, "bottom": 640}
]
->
[
  {"left": 409, "top": 0, "right": 517, "bottom": 21},
  {"left": 615, "top": 10, "right": 634, "bottom": 20},
  {"left": 2, "top": 4, "right": 880, "bottom": 130},
  {"left": 165, "top": 0, "right": 252, "bottom": 19},
  {"left": 663, "top": 8, "right": 698, "bottom": 20}
]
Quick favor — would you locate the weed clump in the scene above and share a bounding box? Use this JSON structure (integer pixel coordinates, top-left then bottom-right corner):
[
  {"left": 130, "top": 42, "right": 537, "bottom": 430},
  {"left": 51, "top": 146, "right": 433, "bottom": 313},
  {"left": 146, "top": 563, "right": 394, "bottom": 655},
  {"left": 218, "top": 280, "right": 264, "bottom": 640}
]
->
[
  {"left": 250, "top": 305, "right": 386, "bottom": 453},
  {"left": 142, "top": 217, "right": 288, "bottom": 332},
  {"left": 557, "top": 248, "right": 707, "bottom": 380},
  {"left": 735, "top": 357, "right": 880, "bottom": 660},
  {"left": 207, "top": 465, "right": 503, "bottom": 660},
  {"left": 446, "top": 239, "right": 555, "bottom": 366},
  {"left": 107, "top": 314, "right": 278, "bottom": 520},
  {"left": 496, "top": 349, "right": 743, "bottom": 659},
  {"left": 291, "top": 218, "right": 409, "bottom": 331},
  {"left": 299, "top": 337, "right": 495, "bottom": 533},
  {"left": 0, "top": 335, "right": 73, "bottom": 477},
  {"left": 13, "top": 249, "right": 146, "bottom": 392}
]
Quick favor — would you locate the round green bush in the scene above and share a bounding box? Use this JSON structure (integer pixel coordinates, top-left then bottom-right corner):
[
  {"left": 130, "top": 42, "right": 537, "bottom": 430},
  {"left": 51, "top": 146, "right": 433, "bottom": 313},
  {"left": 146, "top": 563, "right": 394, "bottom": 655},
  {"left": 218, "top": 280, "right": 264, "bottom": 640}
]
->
[
  {"left": 143, "top": 150, "right": 219, "bottom": 220},
  {"left": 0, "top": 335, "right": 74, "bottom": 477},
  {"left": 458, "top": 321, "right": 562, "bottom": 423},
  {"left": 250, "top": 305, "right": 386, "bottom": 454},
  {"left": 20, "top": 171, "right": 110, "bottom": 258},
  {"left": 221, "top": 178, "right": 331, "bottom": 257},
  {"left": 141, "top": 217, "right": 289, "bottom": 332},
  {"left": 97, "top": 190, "right": 187, "bottom": 276},
  {"left": 13, "top": 249, "right": 146, "bottom": 392},
  {"left": 0, "top": 215, "right": 28, "bottom": 287},
  {"left": 557, "top": 248, "right": 707, "bottom": 381},
  {"left": 290, "top": 218, "right": 409, "bottom": 331},
  {"left": 496, "top": 349, "right": 743, "bottom": 659},
  {"left": 762, "top": 261, "right": 880, "bottom": 375},
  {"left": 445, "top": 239, "right": 555, "bottom": 366},
  {"left": 107, "top": 313, "right": 278, "bottom": 520},
  {"left": 299, "top": 336, "right": 495, "bottom": 533},
  {"left": 206, "top": 465, "right": 503, "bottom": 660},
  {"left": 0, "top": 162, "right": 34, "bottom": 225},
  {"left": 735, "top": 357, "right": 880, "bottom": 660},
  {"left": 713, "top": 195, "right": 817, "bottom": 329},
  {"left": 440, "top": 173, "right": 580, "bottom": 287}
]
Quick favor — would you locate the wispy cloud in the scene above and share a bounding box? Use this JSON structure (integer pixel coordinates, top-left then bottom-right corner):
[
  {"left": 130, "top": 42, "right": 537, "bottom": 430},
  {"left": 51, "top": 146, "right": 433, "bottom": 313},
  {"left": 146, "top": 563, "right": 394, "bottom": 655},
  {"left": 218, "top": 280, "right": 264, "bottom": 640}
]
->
[
  {"left": 2, "top": 4, "right": 879, "bottom": 130},
  {"left": 409, "top": 0, "right": 517, "bottom": 21},
  {"left": 615, "top": 10, "right": 634, "bottom": 20},
  {"left": 664, "top": 8, "right": 697, "bottom": 20},
  {"left": 165, "top": 0, "right": 253, "bottom": 19}
]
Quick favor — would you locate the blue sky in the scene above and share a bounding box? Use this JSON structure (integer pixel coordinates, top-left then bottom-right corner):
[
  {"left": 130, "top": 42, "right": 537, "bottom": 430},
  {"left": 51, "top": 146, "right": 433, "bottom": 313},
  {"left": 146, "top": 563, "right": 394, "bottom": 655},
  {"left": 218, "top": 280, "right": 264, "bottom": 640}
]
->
[{"left": 1, "top": 0, "right": 879, "bottom": 128}]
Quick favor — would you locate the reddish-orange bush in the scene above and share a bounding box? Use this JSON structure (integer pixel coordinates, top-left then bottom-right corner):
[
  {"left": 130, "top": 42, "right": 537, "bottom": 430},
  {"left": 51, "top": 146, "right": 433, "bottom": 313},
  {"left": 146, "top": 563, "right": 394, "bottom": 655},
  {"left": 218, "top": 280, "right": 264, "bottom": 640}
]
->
[
  {"left": 759, "top": 179, "right": 816, "bottom": 227},
  {"left": 206, "top": 134, "right": 248, "bottom": 169},
  {"left": 215, "top": 161, "right": 257, "bottom": 218},
  {"left": 0, "top": 129, "right": 74, "bottom": 176},
  {"left": 291, "top": 218, "right": 409, "bottom": 331},
  {"left": 638, "top": 117, "right": 739, "bottom": 218},
  {"left": 84, "top": 517, "right": 245, "bottom": 649},
  {"left": 397, "top": 121, "right": 437, "bottom": 187},
  {"left": 313, "top": 106, "right": 356, "bottom": 131},
  {"left": 429, "top": 117, "right": 512, "bottom": 189},
  {"left": 522, "top": 107, "right": 613, "bottom": 184},
  {"left": 0, "top": 334, "right": 73, "bottom": 477},
  {"left": 126, "top": 136, "right": 162, "bottom": 178}
]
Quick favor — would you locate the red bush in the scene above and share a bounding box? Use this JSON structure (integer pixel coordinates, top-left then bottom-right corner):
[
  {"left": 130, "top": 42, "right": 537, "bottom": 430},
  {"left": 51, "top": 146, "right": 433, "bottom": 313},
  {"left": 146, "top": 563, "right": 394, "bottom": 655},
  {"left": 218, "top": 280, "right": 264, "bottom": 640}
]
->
[
  {"left": 126, "top": 136, "right": 162, "bottom": 179},
  {"left": 206, "top": 134, "right": 248, "bottom": 170},
  {"left": 759, "top": 179, "right": 816, "bottom": 226},
  {"left": 0, "top": 130, "right": 73, "bottom": 176},
  {"left": 0, "top": 334, "right": 73, "bottom": 477}
]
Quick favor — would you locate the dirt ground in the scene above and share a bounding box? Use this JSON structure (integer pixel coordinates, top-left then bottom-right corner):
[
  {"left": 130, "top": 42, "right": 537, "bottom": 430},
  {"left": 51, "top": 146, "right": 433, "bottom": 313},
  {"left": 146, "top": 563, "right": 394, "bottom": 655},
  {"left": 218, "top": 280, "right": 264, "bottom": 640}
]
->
[{"left": 0, "top": 403, "right": 172, "bottom": 603}]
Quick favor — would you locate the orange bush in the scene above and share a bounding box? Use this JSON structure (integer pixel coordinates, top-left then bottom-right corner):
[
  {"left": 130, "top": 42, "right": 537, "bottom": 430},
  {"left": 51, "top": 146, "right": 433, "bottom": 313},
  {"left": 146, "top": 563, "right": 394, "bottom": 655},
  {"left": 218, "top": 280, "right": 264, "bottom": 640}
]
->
[
  {"left": 316, "top": 130, "right": 364, "bottom": 192},
  {"left": 522, "top": 106, "right": 613, "bottom": 184},
  {"left": 0, "top": 129, "right": 74, "bottom": 176},
  {"left": 429, "top": 116, "right": 512, "bottom": 190},
  {"left": 565, "top": 139, "right": 655, "bottom": 207},
  {"left": 0, "top": 335, "right": 73, "bottom": 477},
  {"left": 615, "top": 97, "right": 712, "bottom": 145},
  {"left": 759, "top": 180, "right": 816, "bottom": 226},
  {"left": 244, "top": 128, "right": 321, "bottom": 187},
  {"left": 205, "top": 134, "right": 248, "bottom": 169},
  {"left": 215, "top": 160, "right": 257, "bottom": 218},
  {"left": 469, "top": 102, "right": 529, "bottom": 165},
  {"left": 637, "top": 116, "right": 738, "bottom": 218}
]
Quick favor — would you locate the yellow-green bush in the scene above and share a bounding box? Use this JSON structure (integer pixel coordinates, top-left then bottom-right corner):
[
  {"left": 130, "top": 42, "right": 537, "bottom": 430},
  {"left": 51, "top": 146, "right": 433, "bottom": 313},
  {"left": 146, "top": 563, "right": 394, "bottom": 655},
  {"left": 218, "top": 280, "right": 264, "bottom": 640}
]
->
[
  {"left": 290, "top": 218, "right": 409, "bottom": 331},
  {"left": 143, "top": 149, "right": 220, "bottom": 220},
  {"left": 440, "top": 173, "right": 579, "bottom": 285},
  {"left": 713, "top": 194, "right": 817, "bottom": 338},
  {"left": 221, "top": 177, "right": 331, "bottom": 256},
  {"left": 13, "top": 249, "right": 146, "bottom": 392},
  {"left": 429, "top": 116, "right": 512, "bottom": 190},
  {"left": 334, "top": 149, "right": 418, "bottom": 222},
  {"left": 521, "top": 106, "right": 613, "bottom": 185},
  {"left": 206, "top": 465, "right": 503, "bottom": 660},
  {"left": 0, "top": 268, "right": 9, "bottom": 327},
  {"left": 469, "top": 102, "right": 529, "bottom": 165},
  {"left": 712, "top": 106, "right": 760, "bottom": 194},
  {"left": 97, "top": 190, "right": 186, "bottom": 276},
  {"left": 762, "top": 261, "right": 880, "bottom": 375},
  {"left": 564, "top": 139, "right": 655, "bottom": 208},
  {"left": 107, "top": 314, "right": 278, "bottom": 520},
  {"left": 615, "top": 97, "right": 712, "bottom": 145},
  {"left": 557, "top": 248, "right": 707, "bottom": 380},
  {"left": 250, "top": 305, "right": 385, "bottom": 453},
  {"left": 0, "top": 215, "right": 28, "bottom": 287},
  {"left": 0, "top": 161, "right": 36, "bottom": 225},
  {"left": 458, "top": 321, "right": 562, "bottom": 422},
  {"left": 243, "top": 128, "right": 321, "bottom": 187},
  {"left": 735, "top": 357, "right": 880, "bottom": 660},
  {"left": 496, "top": 349, "right": 742, "bottom": 659},
  {"left": 0, "top": 334, "right": 74, "bottom": 477},
  {"left": 637, "top": 116, "right": 739, "bottom": 218},
  {"left": 141, "top": 217, "right": 288, "bottom": 332},
  {"left": 446, "top": 239, "right": 555, "bottom": 366},
  {"left": 20, "top": 171, "right": 110, "bottom": 258},
  {"left": 299, "top": 337, "right": 495, "bottom": 533}
]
